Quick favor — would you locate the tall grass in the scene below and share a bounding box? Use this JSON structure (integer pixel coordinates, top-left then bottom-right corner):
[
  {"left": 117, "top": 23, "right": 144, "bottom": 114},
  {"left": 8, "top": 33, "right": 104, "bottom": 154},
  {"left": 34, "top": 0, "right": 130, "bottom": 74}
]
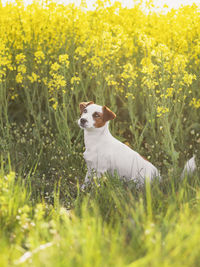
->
[
  {"left": 0, "top": 0, "right": 200, "bottom": 265},
  {"left": 0, "top": 167, "right": 200, "bottom": 266}
]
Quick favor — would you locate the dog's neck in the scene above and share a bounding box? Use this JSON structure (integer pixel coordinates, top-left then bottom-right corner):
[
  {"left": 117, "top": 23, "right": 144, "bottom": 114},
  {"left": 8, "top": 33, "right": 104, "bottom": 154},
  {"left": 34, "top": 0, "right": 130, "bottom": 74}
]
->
[{"left": 84, "top": 122, "right": 112, "bottom": 150}]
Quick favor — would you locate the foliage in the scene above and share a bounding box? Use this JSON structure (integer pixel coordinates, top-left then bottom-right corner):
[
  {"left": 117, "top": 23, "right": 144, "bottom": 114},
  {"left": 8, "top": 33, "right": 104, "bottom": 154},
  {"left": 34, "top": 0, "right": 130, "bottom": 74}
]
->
[
  {"left": 0, "top": 0, "right": 200, "bottom": 265},
  {"left": 0, "top": 168, "right": 200, "bottom": 266}
]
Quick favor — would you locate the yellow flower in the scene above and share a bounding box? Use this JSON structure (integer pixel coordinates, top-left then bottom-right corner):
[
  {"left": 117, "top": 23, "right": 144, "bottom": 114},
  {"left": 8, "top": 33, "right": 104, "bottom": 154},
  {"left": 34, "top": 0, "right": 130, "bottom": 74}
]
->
[
  {"left": 75, "top": 47, "right": 87, "bottom": 57},
  {"left": 17, "top": 64, "right": 26, "bottom": 74},
  {"left": 71, "top": 76, "right": 80, "bottom": 85},
  {"left": 34, "top": 51, "right": 45, "bottom": 64},
  {"left": 59, "top": 54, "right": 70, "bottom": 67},
  {"left": 51, "top": 62, "right": 60, "bottom": 72},
  {"left": 49, "top": 98, "right": 58, "bottom": 110},
  {"left": 35, "top": 51, "right": 45, "bottom": 59},
  {"left": 125, "top": 93, "right": 135, "bottom": 100},
  {"left": 28, "top": 72, "right": 39, "bottom": 83},
  {"left": 165, "top": 87, "right": 173, "bottom": 98},
  {"left": 157, "top": 106, "right": 169, "bottom": 117},
  {"left": 105, "top": 74, "right": 117, "bottom": 86},
  {"left": 11, "top": 94, "right": 19, "bottom": 100},
  {"left": 190, "top": 98, "right": 200, "bottom": 109},
  {"left": 53, "top": 102, "right": 58, "bottom": 110},
  {"left": 0, "top": 0, "right": 199, "bottom": 115},
  {"left": 42, "top": 77, "right": 48, "bottom": 86},
  {"left": 183, "top": 73, "right": 196, "bottom": 86},
  {"left": 48, "top": 74, "right": 66, "bottom": 92},
  {"left": 16, "top": 73, "right": 23, "bottom": 83},
  {"left": 16, "top": 53, "right": 26, "bottom": 64}
]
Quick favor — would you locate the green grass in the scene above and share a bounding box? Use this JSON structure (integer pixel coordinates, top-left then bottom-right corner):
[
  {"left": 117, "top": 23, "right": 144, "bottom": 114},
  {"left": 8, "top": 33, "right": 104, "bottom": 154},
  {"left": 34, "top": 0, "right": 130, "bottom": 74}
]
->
[{"left": 0, "top": 166, "right": 200, "bottom": 266}]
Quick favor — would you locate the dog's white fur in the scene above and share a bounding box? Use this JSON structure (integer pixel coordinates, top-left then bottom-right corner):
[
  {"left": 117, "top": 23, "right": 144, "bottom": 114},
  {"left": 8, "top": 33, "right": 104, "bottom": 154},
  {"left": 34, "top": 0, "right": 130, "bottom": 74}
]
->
[
  {"left": 181, "top": 156, "right": 197, "bottom": 178},
  {"left": 78, "top": 102, "right": 160, "bottom": 187}
]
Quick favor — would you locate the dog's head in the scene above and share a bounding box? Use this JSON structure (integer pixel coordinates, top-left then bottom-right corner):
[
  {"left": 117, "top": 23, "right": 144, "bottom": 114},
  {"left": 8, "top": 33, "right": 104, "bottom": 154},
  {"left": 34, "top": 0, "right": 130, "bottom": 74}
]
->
[{"left": 78, "top": 101, "right": 116, "bottom": 129}]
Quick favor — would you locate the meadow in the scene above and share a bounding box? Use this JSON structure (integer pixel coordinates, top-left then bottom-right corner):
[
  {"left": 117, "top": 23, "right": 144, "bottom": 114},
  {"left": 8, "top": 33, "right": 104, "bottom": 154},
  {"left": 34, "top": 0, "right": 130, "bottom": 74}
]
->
[{"left": 0, "top": 0, "right": 200, "bottom": 266}]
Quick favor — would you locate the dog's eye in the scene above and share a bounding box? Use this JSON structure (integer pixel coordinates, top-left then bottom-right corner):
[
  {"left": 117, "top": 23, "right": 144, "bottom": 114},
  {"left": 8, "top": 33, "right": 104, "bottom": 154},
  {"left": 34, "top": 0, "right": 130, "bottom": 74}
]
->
[
  {"left": 83, "top": 109, "right": 87, "bottom": 113},
  {"left": 93, "top": 112, "right": 100, "bottom": 118}
]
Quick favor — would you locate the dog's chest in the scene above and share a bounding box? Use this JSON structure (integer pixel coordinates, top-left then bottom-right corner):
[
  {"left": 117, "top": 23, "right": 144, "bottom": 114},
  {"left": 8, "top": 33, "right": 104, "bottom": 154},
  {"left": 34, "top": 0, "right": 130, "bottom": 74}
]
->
[
  {"left": 83, "top": 144, "right": 109, "bottom": 169},
  {"left": 83, "top": 149, "right": 95, "bottom": 163}
]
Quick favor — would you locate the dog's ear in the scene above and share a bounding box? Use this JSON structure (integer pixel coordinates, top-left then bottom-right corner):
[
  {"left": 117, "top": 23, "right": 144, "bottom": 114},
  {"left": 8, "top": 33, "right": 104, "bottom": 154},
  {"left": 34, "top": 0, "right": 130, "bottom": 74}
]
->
[
  {"left": 103, "top": 106, "right": 116, "bottom": 122},
  {"left": 79, "top": 101, "right": 94, "bottom": 114}
]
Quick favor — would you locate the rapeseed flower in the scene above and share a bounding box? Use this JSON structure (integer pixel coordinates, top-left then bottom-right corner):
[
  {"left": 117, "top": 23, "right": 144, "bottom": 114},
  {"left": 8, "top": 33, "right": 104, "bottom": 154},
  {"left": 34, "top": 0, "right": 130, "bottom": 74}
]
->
[
  {"left": 190, "top": 98, "right": 200, "bottom": 109},
  {"left": 0, "top": 0, "right": 199, "bottom": 114}
]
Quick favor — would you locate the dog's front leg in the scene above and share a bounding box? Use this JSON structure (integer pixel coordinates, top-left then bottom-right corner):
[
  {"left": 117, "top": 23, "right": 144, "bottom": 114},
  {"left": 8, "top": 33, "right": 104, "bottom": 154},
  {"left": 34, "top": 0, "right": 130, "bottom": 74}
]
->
[
  {"left": 81, "top": 169, "right": 106, "bottom": 189},
  {"left": 96, "top": 169, "right": 107, "bottom": 178},
  {"left": 81, "top": 169, "right": 92, "bottom": 190}
]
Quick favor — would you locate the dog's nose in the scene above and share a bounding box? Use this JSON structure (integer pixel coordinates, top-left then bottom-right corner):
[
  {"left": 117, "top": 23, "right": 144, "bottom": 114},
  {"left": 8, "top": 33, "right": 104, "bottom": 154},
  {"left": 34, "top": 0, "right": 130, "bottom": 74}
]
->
[{"left": 80, "top": 118, "right": 87, "bottom": 125}]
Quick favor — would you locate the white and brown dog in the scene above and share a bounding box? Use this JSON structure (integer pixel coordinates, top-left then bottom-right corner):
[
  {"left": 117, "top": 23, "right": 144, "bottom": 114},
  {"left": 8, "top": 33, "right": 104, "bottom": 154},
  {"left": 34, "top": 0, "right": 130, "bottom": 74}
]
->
[
  {"left": 181, "top": 155, "right": 197, "bottom": 178},
  {"left": 78, "top": 101, "right": 160, "bottom": 188}
]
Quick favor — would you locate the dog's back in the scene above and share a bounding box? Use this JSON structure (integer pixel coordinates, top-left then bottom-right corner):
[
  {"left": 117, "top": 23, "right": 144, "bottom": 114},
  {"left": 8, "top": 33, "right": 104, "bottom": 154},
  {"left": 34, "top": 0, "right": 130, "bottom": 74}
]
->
[{"left": 103, "top": 135, "right": 159, "bottom": 183}]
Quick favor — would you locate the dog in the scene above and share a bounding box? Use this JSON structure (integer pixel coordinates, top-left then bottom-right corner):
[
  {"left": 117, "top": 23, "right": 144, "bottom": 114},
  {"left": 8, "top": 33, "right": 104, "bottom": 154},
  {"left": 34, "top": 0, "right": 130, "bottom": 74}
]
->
[
  {"left": 78, "top": 101, "right": 160, "bottom": 188},
  {"left": 181, "top": 155, "right": 197, "bottom": 178}
]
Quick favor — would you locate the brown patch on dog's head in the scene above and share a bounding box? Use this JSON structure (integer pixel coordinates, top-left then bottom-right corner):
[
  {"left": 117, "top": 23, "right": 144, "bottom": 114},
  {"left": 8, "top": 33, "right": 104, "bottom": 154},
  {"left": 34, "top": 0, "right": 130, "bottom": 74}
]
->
[
  {"left": 93, "top": 112, "right": 105, "bottom": 128},
  {"left": 93, "top": 106, "right": 116, "bottom": 128},
  {"left": 79, "top": 101, "right": 94, "bottom": 114}
]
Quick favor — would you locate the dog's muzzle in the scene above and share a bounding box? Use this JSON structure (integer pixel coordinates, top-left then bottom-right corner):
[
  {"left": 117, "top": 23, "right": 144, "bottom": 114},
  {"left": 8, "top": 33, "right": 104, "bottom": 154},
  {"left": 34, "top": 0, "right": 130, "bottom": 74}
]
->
[{"left": 80, "top": 118, "right": 87, "bottom": 128}]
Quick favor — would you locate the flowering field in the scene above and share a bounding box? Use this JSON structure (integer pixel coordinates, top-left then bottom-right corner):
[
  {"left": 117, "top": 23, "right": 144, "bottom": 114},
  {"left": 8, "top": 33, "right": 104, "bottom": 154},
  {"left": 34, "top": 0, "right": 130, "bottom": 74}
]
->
[{"left": 0, "top": 0, "right": 200, "bottom": 266}]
